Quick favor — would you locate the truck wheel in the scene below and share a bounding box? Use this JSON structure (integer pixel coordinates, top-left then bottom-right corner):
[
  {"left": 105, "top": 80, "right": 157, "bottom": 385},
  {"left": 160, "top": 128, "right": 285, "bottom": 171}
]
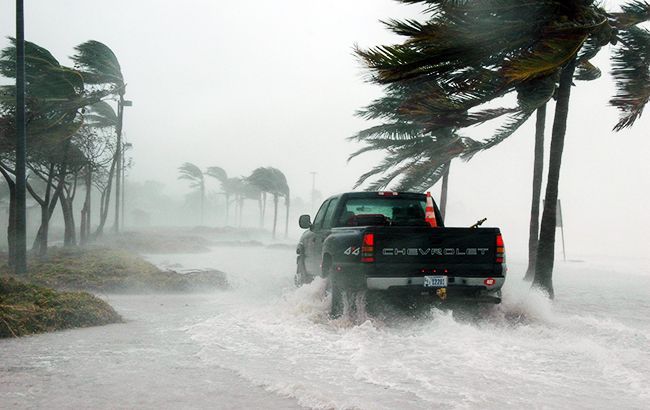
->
[
  {"left": 294, "top": 258, "right": 311, "bottom": 287},
  {"left": 329, "top": 270, "right": 344, "bottom": 318}
]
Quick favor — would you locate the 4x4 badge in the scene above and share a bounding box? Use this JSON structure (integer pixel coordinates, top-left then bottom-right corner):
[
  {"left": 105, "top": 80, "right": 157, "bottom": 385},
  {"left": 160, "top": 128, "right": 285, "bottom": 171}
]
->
[{"left": 344, "top": 246, "right": 360, "bottom": 256}]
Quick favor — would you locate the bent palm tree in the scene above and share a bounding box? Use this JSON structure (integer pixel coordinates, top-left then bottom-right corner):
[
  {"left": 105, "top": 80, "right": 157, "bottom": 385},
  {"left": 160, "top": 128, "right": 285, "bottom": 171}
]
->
[
  {"left": 178, "top": 162, "right": 205, "bottom": 224},
  {"left": 72, "top": 40, "right": 126, "bottom": 233},
  {"left": 205, "top": 166, "right": 229, "bottom": 223},
  {"left": 355, "top": 0, "right": 650, "bottom": 297},
  {"left": 248, "top": 167, "right": 290, "bottom": 239}
]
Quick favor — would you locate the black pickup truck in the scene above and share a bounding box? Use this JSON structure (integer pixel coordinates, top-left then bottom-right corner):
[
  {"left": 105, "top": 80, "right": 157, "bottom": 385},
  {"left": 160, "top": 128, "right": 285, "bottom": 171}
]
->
[{"left": 296, "top": 192, "right": 506, "bottom": 316}]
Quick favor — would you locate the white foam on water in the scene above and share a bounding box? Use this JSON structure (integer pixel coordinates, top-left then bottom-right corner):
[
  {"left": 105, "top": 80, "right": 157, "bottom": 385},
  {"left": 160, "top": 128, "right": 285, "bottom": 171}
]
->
[{"left": 149, "top": 247, "right": 650, "bottom": 409}]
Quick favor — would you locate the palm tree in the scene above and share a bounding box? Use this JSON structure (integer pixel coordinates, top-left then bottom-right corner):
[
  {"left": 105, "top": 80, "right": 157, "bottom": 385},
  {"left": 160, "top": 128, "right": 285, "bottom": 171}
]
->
[
  {"left": 178, "top": 162, "right": 205, "bottom": 224},
  {"left": 205, "top": 166, "right": 229, "bottom": 223},
  {"left": 0, "top": 39, "right": 111, "bottom": 257},
  {"left": 354, "top": 0, "right": 650, "bottom": 297},
  {"left": 247, "top": 167, "right": 290, "bottom": 239},
  {"left": 72, "top": 40, "right": 126, "bottom": 233},
  {"left": 84, "top": 101, "right": 118, "bottom": 238}
]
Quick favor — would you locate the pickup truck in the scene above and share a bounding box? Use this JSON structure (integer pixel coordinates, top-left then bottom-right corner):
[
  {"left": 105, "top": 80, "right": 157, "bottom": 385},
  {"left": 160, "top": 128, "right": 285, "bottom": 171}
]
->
[{"left": 296, "top": 192, "right": 506, "bottom": 317}]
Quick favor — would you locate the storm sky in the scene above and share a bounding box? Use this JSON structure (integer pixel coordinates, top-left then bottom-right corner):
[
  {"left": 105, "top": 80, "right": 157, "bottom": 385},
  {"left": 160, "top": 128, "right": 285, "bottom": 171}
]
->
[{"left": 1, "top": 0, "right": 648, "bottom": 259}]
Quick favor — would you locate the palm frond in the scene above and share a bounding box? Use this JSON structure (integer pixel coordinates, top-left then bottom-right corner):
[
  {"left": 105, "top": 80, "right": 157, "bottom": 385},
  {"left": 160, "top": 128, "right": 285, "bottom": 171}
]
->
[
  {"left": 610, "top": 26, "right": 650, "bottom": 130},
  {"left": 72, "top": 40, "right": 124, "bottom": 89}
]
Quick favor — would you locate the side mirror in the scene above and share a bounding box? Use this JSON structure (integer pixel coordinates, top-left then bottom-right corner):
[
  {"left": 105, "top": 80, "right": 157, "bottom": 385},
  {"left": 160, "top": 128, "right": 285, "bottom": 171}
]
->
[{"left": 299, "top": 214, "right": 312, "bottom": 229}]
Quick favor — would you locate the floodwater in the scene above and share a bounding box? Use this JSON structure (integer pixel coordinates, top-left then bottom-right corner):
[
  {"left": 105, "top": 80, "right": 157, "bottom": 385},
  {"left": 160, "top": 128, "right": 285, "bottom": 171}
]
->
[{"left": 1, "top": 246, "right": 649, "bottom": 409}]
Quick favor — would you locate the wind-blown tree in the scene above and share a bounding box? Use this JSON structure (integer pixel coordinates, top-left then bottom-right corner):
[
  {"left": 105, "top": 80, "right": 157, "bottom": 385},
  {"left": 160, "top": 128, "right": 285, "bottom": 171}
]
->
[
  {"left": 0, "top": 39, "right": 111, "bottom": 258},
  {"left": 178, "top": 162, "right": 205, "bottom": 224},
  {"left": 205, "top": 166, "right": 230, "bottom": 223},
  {"left": 72, "top": 40, "right": 126, "bottom": 233},
  {"left": 83, "top": 101, "right": 118, "bottom": 238},
  {"left": 78, "top": 101, "right": 117, "bottom": 242},
  {"left": 354, "top": 0, "right": 650, "bottom": 297},
  {"left": 349, "top": 83, "right": 488, "bottom": 217},
  {"left": 248, "top": 167, "right": 290, "bottom": 239}
]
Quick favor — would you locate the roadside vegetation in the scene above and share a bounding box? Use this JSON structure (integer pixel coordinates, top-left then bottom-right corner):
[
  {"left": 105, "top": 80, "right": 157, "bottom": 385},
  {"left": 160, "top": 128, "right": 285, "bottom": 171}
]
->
[
  {"left": 0, "top": 247, "right": 228, "bottom": 294},
  {"left": 0, "top": 276, "right": 122, "bottom": 338}
]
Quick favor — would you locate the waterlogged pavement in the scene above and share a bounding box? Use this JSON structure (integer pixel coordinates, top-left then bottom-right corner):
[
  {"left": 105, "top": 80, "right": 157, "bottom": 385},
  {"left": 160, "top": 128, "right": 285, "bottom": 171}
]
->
[{"left": 2, "top": 246, "right": 649, "bottom": 409}]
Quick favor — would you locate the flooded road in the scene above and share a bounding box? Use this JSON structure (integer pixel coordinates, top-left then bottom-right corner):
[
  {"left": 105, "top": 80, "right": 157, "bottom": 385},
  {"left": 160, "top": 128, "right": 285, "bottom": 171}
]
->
[{"left": 2, "top": 246, "right": 649, "bottom": 409}]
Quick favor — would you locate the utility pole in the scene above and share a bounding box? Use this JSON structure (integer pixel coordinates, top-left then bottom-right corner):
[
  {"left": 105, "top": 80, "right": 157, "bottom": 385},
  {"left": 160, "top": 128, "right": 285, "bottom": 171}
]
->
[
  {"left": 310, "top": 171, "right": 317, "bottom": 211},
  {"left": 121, "top": 142, "right": 132, "bottom": 230},
  {"left": 113, "top": 97, "right": 131, "bottom": 233},
  {"left": 14, "top": 0, "right": 27, "bottom": 274}
]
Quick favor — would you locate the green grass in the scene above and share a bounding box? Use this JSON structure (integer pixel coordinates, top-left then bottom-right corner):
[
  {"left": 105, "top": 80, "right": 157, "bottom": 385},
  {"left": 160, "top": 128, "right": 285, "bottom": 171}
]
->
[
  {"left": 0, "top": 246, "right": 228, "bottom": 293},
  {"left": 0, "top": 276, "right": 122, "bottom": 338}
]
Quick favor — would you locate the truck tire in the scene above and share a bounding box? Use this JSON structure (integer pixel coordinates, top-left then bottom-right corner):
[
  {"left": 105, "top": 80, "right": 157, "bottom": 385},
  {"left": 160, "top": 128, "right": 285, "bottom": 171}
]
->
[
  {"left": 329, "top": 270, "right": 344, "bottom": 318},
  {"left": 294, "top": 257, "right": 311, "bottom": 287}
]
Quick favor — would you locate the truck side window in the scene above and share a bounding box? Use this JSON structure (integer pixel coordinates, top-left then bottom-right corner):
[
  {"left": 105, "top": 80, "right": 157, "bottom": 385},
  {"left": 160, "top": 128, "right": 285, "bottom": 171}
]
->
[
  {"left": 312, "top": 199, "right": 331, "bottom": 230},
  {"left": 321, "top": 199, "right": 339, "bottom": 229}
]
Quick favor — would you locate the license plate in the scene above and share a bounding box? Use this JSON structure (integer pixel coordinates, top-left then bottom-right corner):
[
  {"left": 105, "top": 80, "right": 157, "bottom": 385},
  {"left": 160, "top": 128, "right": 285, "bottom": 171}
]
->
[{"left": 423, "top": 275, "right": 448, "bottom": 288}]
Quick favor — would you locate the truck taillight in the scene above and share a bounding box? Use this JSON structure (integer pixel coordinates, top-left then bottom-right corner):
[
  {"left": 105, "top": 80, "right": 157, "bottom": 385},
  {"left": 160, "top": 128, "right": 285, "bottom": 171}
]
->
[
  {"left": 496, "top": 234, "right": 505, "bottom": 263},
  {"left": 361, "top": 233, "right": 375, "bottom": 263}
]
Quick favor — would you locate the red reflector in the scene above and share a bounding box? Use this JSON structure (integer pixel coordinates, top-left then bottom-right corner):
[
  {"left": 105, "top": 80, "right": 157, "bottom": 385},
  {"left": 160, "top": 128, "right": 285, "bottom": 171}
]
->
[
  {"left": 484, "top": 277, "right": 496, "bottom": 286},
  {"left": 496, "top": 234, "right": 504, "bottom": 247},
  {"left": 361, "top": 257, "right": 375, "bottom": 263},
  {"left": 496, "top": 257, "right": 504, "bottom": 263},
  {"left": 363, "top": 233, "right": 374, "bottom": 246}
]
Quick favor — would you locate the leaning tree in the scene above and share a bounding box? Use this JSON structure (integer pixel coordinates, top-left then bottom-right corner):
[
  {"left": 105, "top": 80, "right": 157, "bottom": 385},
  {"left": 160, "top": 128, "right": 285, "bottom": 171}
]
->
[{"left": 354, "top": 0, "right": 650, "bottom": 297}]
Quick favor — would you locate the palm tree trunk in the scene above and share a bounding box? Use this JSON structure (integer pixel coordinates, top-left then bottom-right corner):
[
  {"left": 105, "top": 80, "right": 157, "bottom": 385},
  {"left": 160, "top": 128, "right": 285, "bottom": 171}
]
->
[
  {"left": 238, "top": 197, "right": 244, "bottom": 228},
  {"left": 524, "top": 104, "right": 547, "bottom": 281},
  {"left": 200, "top": 183, "right": 205, "bottom": 225},
  {"left": 272, "top": 194, "right": 279, "bottom": 239},
  {"left": 284, "top": 196, "right": 290, "bottom": 239},
  {"left": 439, "top": 160, "right": 451, "bottom": 220},
  {"left": 533, "top": 59, "right": 577, "bottom": 298},
  {"left": 225, "top": 193, "right": 230, "bottom": 225},
  {"left": 261, "top": 192, "right": 267, "bottom": 228}
]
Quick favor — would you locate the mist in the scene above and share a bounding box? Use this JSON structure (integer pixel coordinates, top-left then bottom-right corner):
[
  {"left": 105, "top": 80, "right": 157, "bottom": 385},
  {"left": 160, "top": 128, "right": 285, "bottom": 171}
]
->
[
  {"left": 0, "top": 0, "right": 647, "bottom": 261},
  {"left": 2, "top": 1, "right": 650, "bottom": 409}
]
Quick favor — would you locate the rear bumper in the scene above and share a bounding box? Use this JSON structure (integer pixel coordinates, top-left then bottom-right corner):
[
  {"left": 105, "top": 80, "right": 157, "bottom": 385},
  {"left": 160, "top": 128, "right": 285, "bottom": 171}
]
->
[{"left": 366, "top": 276, "right": 505, "bottom": 291}]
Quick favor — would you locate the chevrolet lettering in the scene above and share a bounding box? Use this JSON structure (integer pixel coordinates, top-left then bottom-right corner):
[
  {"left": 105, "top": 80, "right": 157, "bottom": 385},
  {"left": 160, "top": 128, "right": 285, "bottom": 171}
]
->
[{"left": 382, "top": 248, "right": 490, "bottom": 256}]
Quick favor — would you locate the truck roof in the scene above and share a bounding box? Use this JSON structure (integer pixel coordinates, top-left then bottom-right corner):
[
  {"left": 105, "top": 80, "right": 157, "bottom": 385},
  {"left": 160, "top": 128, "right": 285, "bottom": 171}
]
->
[{"left": 328, "top": 192, "right": 427, "bottom": 201}]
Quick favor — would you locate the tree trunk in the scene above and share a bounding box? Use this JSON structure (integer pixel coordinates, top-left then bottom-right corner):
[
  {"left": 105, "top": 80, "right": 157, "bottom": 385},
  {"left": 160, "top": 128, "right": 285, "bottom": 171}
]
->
[
  {"left": 95, "top": 155, "right": 117, "bottom": 237},
  {"left": 200, "top": 183, "right": 205, "bottom": 225},
  {"left": 238, "top": 196, "right": 244, "bottom": 228},
  {"left": 261, "top": 192, "right": 267, "bottom": 228},
  {"left": 524, "top": 105, "right": 547, "bottom": 281},
  {"left": 0, "top": 166, "right": 17, "bottom": 266},
  {"left": 272, "top": 194, "right": 279, "bottom": 239},
  {"left": 533, "top": 59, "right": 577, "bottom": 298},
  {"left": 284, "top": 196, "right": 290, "bottom": 239},
  {"left": 61, "top": 196, "right": 76, "bottom": 247},
  {"left": 225, "top": 193, "right": 230, "bottom": 225},
  {"left": 80, "top": 165, "right": 91, "bottom": 245},
  {"left": 439, "top": 160, "right": 451, "bottom": 220}
]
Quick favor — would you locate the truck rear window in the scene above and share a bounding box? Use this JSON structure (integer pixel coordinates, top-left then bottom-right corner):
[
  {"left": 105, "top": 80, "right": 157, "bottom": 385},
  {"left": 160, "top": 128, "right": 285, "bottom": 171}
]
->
[{"left": 337, "top": 198, "right": 428, "bottom": 227}]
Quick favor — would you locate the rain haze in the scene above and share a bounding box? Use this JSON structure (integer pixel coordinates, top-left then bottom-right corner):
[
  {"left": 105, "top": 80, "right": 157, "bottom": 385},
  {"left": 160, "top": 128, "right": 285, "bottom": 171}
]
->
[{"left": 1, "top": 1, "right": 649, "bottom": 409}]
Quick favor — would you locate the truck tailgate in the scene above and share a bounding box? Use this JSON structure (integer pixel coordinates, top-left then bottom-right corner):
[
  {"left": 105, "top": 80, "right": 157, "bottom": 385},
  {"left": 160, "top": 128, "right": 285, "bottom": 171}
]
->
[{"left": 370, "top": 227, "right": 502, "bottom": 276}]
